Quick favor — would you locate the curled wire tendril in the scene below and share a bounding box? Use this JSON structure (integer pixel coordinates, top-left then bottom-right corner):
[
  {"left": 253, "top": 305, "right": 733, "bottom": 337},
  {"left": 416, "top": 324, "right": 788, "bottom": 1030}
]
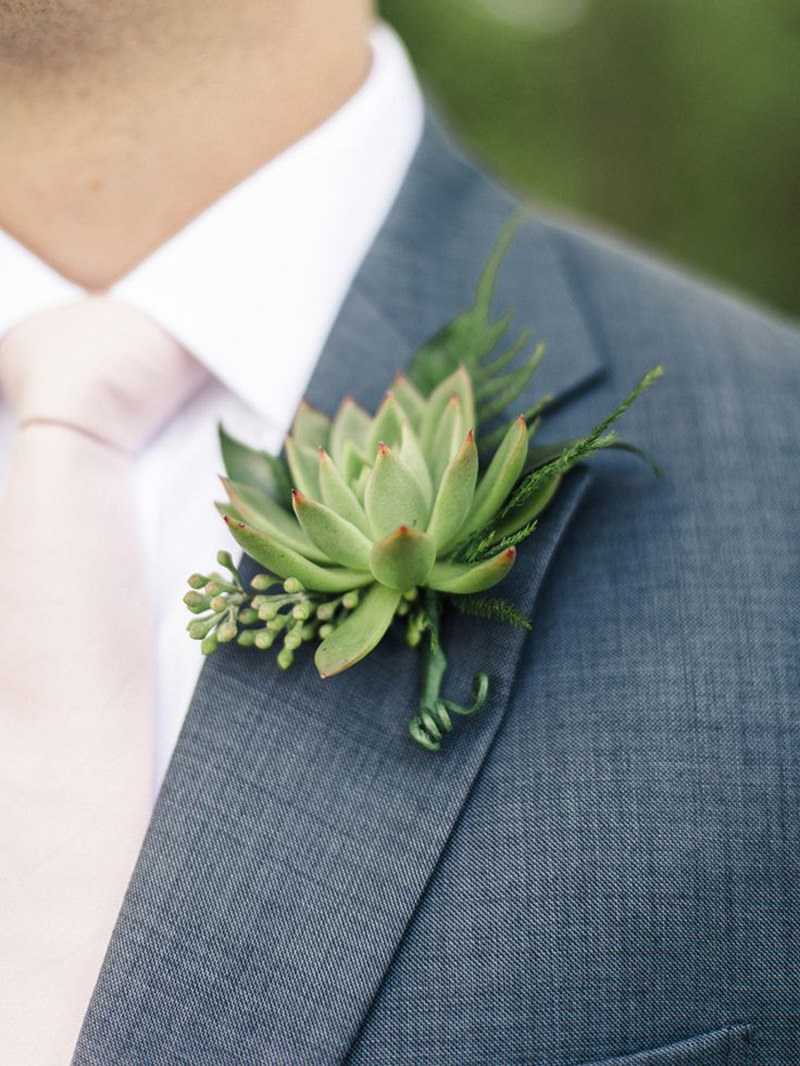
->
[{"left": 408, "top": 590, "right": 490, "bottom": 752}]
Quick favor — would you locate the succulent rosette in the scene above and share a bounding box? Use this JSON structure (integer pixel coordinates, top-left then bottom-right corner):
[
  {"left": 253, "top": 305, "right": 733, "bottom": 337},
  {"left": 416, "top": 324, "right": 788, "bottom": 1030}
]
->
[
  {"left": 186, "top": 219, "right": 661, "bottom": 749},
  {"left": 223, "top": 365, "right": 541, "bottom": 675}
]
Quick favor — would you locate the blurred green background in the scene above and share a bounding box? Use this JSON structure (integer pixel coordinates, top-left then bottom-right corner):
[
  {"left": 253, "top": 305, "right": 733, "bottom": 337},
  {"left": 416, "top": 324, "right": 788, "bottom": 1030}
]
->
[{"left": 380, "top": 0, "right": 799, "bottom": 319}]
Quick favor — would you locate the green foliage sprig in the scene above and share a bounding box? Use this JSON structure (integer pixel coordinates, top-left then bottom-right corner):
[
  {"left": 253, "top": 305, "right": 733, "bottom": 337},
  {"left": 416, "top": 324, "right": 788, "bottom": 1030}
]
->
[{"left": 185, "top": 217, "right": 662, "bottom": 751}]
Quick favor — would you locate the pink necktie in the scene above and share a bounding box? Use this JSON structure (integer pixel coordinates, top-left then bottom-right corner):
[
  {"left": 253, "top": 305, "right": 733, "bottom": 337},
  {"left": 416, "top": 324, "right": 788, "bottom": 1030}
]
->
[{"left": 0, "top": 297, "right": 206, "bottom": 1063}]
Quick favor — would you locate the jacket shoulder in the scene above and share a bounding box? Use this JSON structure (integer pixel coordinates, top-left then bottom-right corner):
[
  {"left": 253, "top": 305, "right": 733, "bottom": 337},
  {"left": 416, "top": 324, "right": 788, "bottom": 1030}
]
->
[{"left": 535, "top": 213, "right": 800, "bottom": 383}]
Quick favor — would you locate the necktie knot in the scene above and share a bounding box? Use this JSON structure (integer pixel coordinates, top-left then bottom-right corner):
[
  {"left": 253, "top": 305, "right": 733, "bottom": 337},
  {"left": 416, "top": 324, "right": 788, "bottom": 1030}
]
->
[{"left": 0, "top": 296, "right": 207, "bottom": 452}]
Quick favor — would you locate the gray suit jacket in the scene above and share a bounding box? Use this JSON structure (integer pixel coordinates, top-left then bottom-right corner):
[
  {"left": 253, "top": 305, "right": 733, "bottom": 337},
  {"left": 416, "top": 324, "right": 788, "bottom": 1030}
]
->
[{"left": 73, "top": 114, "right": 799, "bottom": 1066}]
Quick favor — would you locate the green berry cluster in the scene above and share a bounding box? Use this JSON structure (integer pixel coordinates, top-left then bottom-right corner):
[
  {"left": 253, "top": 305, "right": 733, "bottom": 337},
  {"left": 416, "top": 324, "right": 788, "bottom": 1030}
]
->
[{"left": 185, "top": 551, "right": 373, "bottom": 670}]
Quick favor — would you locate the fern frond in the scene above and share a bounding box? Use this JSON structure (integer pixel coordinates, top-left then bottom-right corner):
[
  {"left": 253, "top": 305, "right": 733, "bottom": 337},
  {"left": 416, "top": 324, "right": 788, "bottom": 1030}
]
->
[
  {"left": 408, "top": 213, "right": 526, "bottom": 395},
  {"left": 465, "top": 518, "right": 539, "bottom": 562},
  {"left": 488, "top": 519, "right": 538, "bottom": 555},
  {"left": 503, "top": 366, "right": 663, "bottom": 513},
  {"left": 475, "top": 328, "right": 533, "bottom": 381},
  {"left": 472, "top": 210, "right": 526, "bottom": 328},
  {"left": 449, "top": 594, "right": 532, "bottom": 630},
  {"left": 476, "top": 343, "right": 547, "bottom": 425}
]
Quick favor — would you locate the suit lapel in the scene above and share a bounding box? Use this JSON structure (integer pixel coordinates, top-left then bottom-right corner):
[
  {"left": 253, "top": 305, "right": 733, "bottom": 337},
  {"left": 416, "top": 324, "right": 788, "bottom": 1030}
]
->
[{"left": 74, "top": 114, "right": 605, "bottom": 1065}]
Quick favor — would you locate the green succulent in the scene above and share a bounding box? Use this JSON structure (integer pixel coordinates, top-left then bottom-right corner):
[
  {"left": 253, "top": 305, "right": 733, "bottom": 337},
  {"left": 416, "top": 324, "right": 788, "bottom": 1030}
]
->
[
  {"left": 185, "top": 216, "right": 662, "bottom": 750},
  {"left": 219, "top": 364, "right": 546, "bottom": 679}
]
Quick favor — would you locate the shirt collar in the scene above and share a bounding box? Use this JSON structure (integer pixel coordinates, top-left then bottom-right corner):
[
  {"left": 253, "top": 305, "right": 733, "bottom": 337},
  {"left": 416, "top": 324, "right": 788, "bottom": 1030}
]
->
[{"left": 0, "top": 23, "right": 424, "bottom": 430}]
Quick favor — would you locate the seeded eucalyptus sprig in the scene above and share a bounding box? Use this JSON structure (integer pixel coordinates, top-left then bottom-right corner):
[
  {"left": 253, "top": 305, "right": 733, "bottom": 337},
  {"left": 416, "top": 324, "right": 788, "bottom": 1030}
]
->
[
  {"left": 185, "top": 217, "right": 662, "bottom": 751},
  {"left": 184, "top": 551, "right": 367, "bottom": 668}
]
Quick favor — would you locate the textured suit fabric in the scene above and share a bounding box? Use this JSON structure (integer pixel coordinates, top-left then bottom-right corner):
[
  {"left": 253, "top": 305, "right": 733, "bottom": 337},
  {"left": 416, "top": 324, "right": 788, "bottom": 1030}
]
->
[{"left": 74, "top": 113, "right": 799, "bottom": 1066}]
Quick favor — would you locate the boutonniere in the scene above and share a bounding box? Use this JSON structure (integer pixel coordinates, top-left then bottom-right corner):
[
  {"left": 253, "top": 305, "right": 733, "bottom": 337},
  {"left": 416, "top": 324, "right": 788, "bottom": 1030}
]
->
[{"left": 185, "top": 218, "right": 662, "bottom": 751}]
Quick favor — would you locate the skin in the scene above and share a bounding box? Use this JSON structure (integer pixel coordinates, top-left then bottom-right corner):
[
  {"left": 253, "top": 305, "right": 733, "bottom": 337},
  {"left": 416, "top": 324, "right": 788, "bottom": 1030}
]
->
[{"left": 0, "top": 0, "right": 373, "bottom": 289}]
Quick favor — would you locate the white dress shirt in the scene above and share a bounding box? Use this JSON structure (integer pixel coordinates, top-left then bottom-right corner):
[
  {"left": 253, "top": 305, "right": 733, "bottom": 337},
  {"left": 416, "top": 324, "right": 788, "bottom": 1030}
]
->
[{"left": 0, "top": 23, "right": 424, "bottom": 789}]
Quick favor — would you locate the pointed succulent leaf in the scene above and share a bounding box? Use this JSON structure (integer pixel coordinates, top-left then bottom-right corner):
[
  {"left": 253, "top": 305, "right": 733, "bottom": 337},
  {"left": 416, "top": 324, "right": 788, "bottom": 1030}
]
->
[
  {"left": 318, "top": 449, "right": 370, "bottom": 534},
  {"left": 291, "top": 400, "right": 332, "bottom": 450},
  {"left": 462, "top": 415, "right": 528, "bottom": 538},
  {"left": 351, "top": 461, "right": 371, "bottom": 504},
  {"left": 426, "top": 430, "right": 479, "bottom": 553},
  {"left": 369, "top": 526, "right": 437, "bottom": 590},
  {"left": 218, "top": 424, "right": 291, "bottom": 504},
  {"left": 420, "top": 366, "right": 475, "bottom": 455},
  {"left": 215, "top": 501, "right": 244, "bottom": 523},
  {"left": 480, "top": 393, "right": 553, "bottom": 454},
  {"left": 398, "top": 421, "right": 433, "bottom": 508},
  {"left": 315, "top": 583, "right": 402, "bottom": 677},
  {"left": 221, "top": 478, "right": 331, "bottom": 563},
  {"left": 341, "top": 438, "right": 369, "bottom": 486},
  {"left": 329, "top": 396, "right": 372, "bottom": 468},
  {"left": 285, "top": 437, "right": 321, "bottom": 499},
  {"left": 292, "top": 491, "right": 372, "bottom": 570},
  {"left": 365, "top": 443, "right": 430, "bottom": 540},
  {"left": 223, "top": 516, "right": 373, "bottom": 592},
  {"left": 493, "top": 474, "right": 562, "bottom": 539},
  {"left": 391, "top": 373, "right": 426, "bottom": 429},
  {"left": 367, "top": 392, "right": 405, "bottom": 455},
  {"left": 427, "top": 547, "right": 517, "bottom": 594},
  {"left": 429, "top": 393, "right": 465, "bottom": 485}
]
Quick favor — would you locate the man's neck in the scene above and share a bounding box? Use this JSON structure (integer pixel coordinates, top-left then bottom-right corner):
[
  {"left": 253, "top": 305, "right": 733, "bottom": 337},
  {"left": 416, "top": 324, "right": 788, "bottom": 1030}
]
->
[{"left": 0, "top": 5, "right": 371, "bottom": 290}]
